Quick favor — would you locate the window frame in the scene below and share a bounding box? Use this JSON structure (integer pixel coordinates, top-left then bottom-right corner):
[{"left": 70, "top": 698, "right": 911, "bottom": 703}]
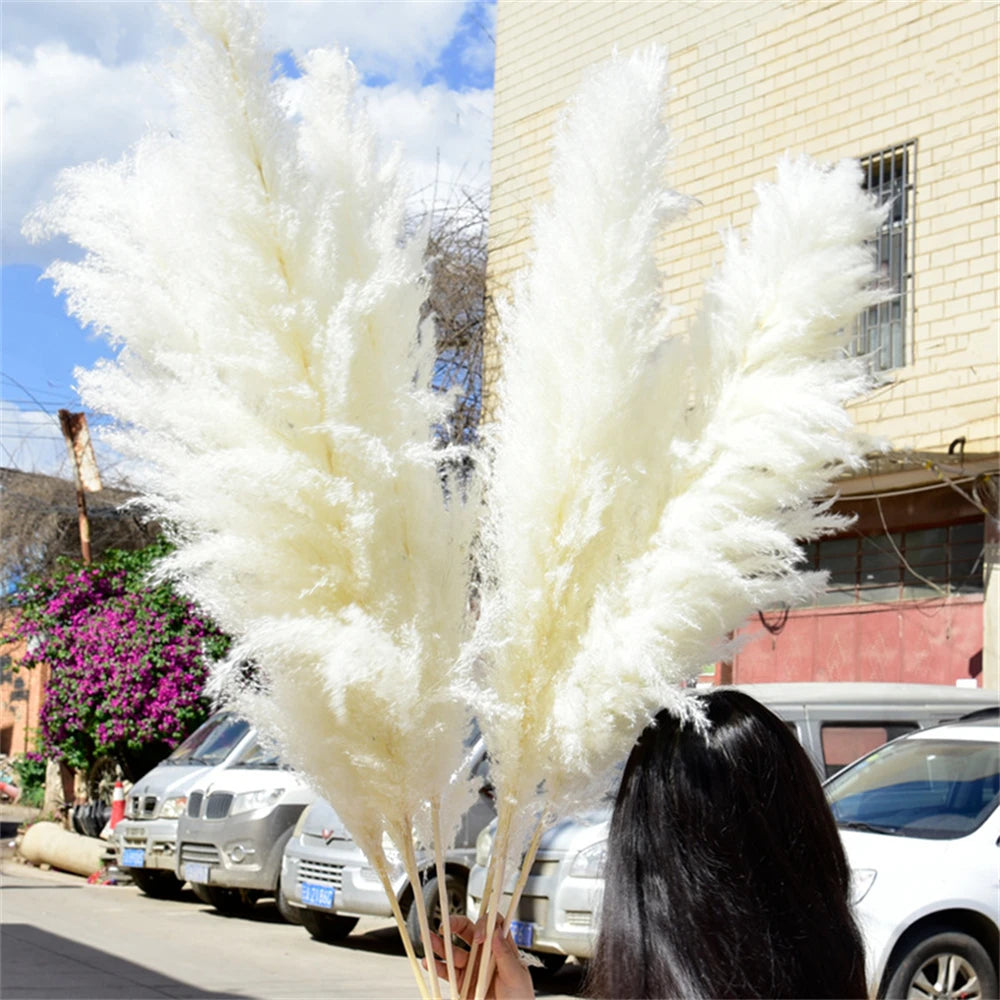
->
[
  {"left": 802, "top": 517, "right": 984, "bottom": 606},
  {"left": 852, "top": 140, "right": 917, "bottom": 373}
]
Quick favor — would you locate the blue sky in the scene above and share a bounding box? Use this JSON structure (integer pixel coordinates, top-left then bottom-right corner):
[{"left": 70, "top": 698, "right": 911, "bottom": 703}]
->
[{"left": 1, "top": 0, "right": 495, "bottom": 481}]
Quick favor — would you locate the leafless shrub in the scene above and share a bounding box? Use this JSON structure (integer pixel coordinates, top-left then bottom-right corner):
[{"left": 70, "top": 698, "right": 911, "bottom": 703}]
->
[
  {"left": 417, "top": 188, "right": 490, "bottom": 446},
  {"left": 0, "top": 468, "right": 159, "bottom": 595}
]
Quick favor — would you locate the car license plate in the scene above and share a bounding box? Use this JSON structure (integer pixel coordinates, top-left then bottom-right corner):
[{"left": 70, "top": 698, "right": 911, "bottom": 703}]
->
[
  {"left": 509, "top": 920, "right": 534, "bottom": 949},
  {"left": 183, "top": 862, "right": 210, "bottom": 884},
  {"left": 120, "top": 847, "right": 145, "bottom": 868},
  {"left": 300, "top": 882, "right": 335, "bottom": 909}
]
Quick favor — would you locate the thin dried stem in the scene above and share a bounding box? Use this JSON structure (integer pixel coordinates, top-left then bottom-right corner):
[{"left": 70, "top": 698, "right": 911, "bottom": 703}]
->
[
  {"left": 504, "top": 817, "right": 545, "bottom": 927},
  {"left": 459, "top": 840, "right": 497, "bottom": 1000},
  {"left": 399, "top": 829, "right": 442, "bottom": 1000},
  {"left": 372, "top": 848, "right": 431, "bottom": 1000},
  {"left": 473, "top": 805, "right": 513, "bottom": 1000},
  {"left": 432, "top": 800, "right": 460, "bottom": 1000},
  {"left": 474, "top": 817, "right": 547, "bottom": 996}
]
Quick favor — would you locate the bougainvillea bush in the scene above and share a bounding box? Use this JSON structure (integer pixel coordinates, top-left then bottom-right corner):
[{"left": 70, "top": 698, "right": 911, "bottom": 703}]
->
[{"left": 13, "top": 539, "right": 229, "bottom": 779}]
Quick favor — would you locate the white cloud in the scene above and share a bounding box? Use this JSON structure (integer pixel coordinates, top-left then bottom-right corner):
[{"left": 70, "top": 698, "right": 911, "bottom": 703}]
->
[
  {"left": 454, "top": 2, "right": 497, "bottom": 79},
  {"left": 364, "top": 82, "right": 493, "bottom": 208},
  {"left": 2, "top": 42, "right": 174, "bottom": 266},
  {"left": 0, "top": 401, "right": 72, "bottom": 478},
  {"left": 1, "top": 1, "right": 174, "bottom": 65},
  {"left": 262, "top": 1, "right": 469, "bottom": 84},
  {"left": 2, "top": 1, "right": 494, "bottom": 266},
  {"left": 0, "top": 401, "right": 142, "bottom": 486}
]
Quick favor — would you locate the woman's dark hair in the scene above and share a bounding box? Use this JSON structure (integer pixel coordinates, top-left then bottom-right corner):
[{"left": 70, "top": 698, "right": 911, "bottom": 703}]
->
[{"left": 588, "top": 689, "right": 866, "bottom": 999}]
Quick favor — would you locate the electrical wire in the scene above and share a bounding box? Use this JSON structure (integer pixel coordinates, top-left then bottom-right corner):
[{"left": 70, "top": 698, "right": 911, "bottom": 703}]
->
[{"left": 840, "top": 471, "right": 996, "bottom": 502}]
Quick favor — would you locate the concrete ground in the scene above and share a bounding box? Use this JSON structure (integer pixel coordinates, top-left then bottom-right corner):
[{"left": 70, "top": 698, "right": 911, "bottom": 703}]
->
[{"left": 0, "top": 852, "right": 586, "bottom": 1000}]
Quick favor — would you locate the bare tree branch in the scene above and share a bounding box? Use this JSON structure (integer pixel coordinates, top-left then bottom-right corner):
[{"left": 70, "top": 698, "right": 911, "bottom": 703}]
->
[
  {"left": 1, "top": 468, "right": 159, "bottom": 595},
  {"left": 415, "top": 188, "right": 490, "bottom": 447}
]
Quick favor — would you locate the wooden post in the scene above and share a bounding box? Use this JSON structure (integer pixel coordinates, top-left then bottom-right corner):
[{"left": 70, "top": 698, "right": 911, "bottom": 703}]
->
[{"left": 57, "top": 410, "right": 102, "bottom": 566}]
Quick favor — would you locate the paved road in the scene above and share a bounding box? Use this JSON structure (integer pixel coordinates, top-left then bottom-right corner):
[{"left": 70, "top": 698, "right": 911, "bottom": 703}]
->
[{"left": 0, "top": 858, "right": 586, "bottom": 999}]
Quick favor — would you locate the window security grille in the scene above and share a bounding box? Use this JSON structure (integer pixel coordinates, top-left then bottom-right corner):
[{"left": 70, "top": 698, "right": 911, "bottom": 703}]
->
[
  {"left": 802, "top": 519, "right": 983, "bottom": 606},
  {"left": 853, "top": 141, "right": 916, "bottom": 372}
]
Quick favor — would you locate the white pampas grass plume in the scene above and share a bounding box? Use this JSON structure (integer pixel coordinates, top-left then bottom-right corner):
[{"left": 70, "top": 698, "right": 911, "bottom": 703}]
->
[
  {"left": 470, "top": 44, "right": 887, "bottom": 863},
  {"left": 25, "top": 1, "right": 478, "bottom": 876},
  {"left": 469, "top": 48, "right": 686, "bottom": 845}
]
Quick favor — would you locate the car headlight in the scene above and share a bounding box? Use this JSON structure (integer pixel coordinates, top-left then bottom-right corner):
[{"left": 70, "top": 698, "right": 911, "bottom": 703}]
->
[
  {"left": 231, "top": 787, "right": 285, "bottom": 815},
  {"left": 570, "top": 841, "right": 607, "bottom": 879},
  {"left": 475, "top": 826, "right": 495, "bottom": 868},
  {"left": 124, "top": 797, "right": 135, "bottom": 820},
  {"left": 158, "top": 796, "right": 187, "bottom": 819},
  {"left": 850, "top": 868, "right": 876, "bottom": 904}
]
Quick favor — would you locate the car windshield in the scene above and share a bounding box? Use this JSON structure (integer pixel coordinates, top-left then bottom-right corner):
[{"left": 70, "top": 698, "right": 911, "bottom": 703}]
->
[
  {"left": 826, "top": 736, "right": 1000, "bottom": 840},
  {"left": 166, "top": 713, "right": 251, "bottom": 766},
  {"left": 231, "top": 738, "right": 284, "bottom": 768}
]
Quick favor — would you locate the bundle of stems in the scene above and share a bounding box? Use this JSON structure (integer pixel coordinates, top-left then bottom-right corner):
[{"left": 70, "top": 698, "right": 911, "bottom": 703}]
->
[
  {"left": 463, "top": 49, "right": 886, "bottom": 998},
  {"left": 26, "top": 5, "right": 476, "bottom": 995},
  {"left": 26, "top": 7, "right": 888, "bottom": 997}
]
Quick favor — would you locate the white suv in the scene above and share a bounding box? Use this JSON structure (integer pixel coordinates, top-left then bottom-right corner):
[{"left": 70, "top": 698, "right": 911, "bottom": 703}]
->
[
  {"left": 467, "top": 682, "right": 995, "bottom": 972},
  {"left": 826, "top": 710, "right": 999, "bottom": 999}
]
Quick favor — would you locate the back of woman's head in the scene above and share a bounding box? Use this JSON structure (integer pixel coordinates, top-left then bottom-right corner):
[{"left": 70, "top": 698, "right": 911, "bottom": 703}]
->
[{"left": 589, "top": 689, "right": 866, "bottom": 999}]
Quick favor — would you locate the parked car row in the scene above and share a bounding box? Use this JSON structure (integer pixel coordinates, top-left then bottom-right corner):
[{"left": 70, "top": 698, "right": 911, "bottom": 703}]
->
[
  {"left": 113, "top": 683, "right": 998, "bottom": 999},
  {"left": 466, "top": 683, "right": 999, "bottom": 999},
  {"left": 113, "top": 713, "right": 496, "bottom": 954}
]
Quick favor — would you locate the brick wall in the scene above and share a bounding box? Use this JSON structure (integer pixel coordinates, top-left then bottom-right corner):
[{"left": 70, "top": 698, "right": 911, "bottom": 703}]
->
[
  {"left": 0, "top": 615, "right": 47, "bottom": 759},
  {"left": 486, "top": 0, "right": 998, "bottom": 453}
]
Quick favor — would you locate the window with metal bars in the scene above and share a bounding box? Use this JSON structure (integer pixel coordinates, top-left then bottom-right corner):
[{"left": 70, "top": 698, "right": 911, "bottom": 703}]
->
[
  {"left": 852, "top": 141, "right": 916, "bottom": 372},
  {"left": 802, "top": 518, "right": 984, "bottom": 606}
]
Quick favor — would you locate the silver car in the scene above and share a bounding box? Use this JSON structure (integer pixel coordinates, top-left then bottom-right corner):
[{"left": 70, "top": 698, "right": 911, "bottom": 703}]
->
[
  {"left": 282, "top": 743, "right": 495, "bottom": 950},
  {"left": 177, "top": 736, "right": 316, "bottom": 919},
  {"left": 115, "top": 711, "right": 254, "bottom": 898},
  {"left": 467, "top": 682, "right": 998, "bottom": 967}
]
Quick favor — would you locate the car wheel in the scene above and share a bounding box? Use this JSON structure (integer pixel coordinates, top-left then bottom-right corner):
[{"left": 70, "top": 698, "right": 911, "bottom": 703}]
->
[
  {"left": 884, "top": 930, "right": 998, "bottom": 999},
  {"left": 189, "top": 882, "right": 213, "bottom": 904},
  {"left": 87, "top": 755, "right": 119, "bottom": 806},
  {"left": 203, "top": 884, "right": 257, "bottom": 916},
  {"left": 406, "top": 873, "right": 466, "bottom": 958},
  {"left": 528, "top": 952, "right": 567, "bottom": 983},
  {"left": 127, "top": 868, "right": 185, "bottom": 899},
  {"left": 300, "top": 908, "right": 359, "bottom": 942},
  {"left": 276, "top": 870, "right": 303, "bottom": 925}
]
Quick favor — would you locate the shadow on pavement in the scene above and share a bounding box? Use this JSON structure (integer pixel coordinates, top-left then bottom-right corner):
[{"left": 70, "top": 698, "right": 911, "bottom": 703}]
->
[
  {"left": 310, "top": 924, "right": 587, "bottom": 997},
  {"left": 536, "top": 962, "right": 586, "bottom": 997},
  {"left": 1, "top": 924, "right": 238, "bottom": 999},
  {"left": 188, "top": 899, "right": 288, "bottom": 925},
  {"left": 322, "top": 923, "right": 409, "bottom": 957}
]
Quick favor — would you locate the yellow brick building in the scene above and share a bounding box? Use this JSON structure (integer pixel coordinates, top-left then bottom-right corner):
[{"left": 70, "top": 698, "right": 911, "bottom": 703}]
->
[{"left": 484, "top": 0, "right": 999, "bottom": 687}]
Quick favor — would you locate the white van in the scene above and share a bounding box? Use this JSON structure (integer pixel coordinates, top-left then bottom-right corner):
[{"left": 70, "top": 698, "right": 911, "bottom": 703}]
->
[
  {"left": 467, "top": 682, "right": 997, "bottom": 970},
  {"left": 281, "top": 740, "right": 494, "bottom": 950},
  {"left": 115, "top": 711, "right": 254, "bottom": 898}
]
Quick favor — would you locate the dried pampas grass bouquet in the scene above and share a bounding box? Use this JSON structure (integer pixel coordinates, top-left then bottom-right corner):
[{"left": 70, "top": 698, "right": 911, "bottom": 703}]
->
[{"left": 26, "top": 5, "right": 885, "bottom": 998}]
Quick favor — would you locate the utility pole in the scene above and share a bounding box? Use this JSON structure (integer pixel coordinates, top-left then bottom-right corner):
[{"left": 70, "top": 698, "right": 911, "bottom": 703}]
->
[{"left": 57, "top": 410, "right": 103, "bottom": 565}]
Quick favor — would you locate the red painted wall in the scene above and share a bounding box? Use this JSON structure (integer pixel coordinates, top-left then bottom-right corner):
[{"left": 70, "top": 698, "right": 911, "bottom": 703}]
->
[{"left": 730, "top": 595, "right": 984, "bottom": 686}]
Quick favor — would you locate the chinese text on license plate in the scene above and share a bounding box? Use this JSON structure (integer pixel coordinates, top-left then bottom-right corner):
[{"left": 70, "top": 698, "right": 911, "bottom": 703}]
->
[
  {"left": 120, "top": 847, "right": 145, "bottom": 868},
  {"left": 300, "top": 882, "right": 335, "bottom": 909}
]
